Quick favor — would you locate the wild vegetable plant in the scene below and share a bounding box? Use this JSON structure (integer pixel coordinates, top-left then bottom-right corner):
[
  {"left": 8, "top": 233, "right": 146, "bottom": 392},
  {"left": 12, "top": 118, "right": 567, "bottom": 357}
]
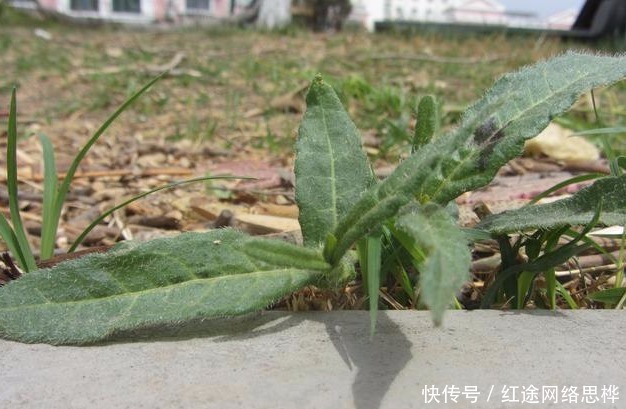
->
[{"left": 2, "top": 52, "right": 626, "bottom": 345}]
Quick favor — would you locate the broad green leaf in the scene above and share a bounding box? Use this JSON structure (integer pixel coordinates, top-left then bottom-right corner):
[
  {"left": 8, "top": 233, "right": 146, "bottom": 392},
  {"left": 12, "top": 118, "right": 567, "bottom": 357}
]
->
[
  {"left": 328, "top": 52, "right": 626, "bottom": 264},
  {"left": 295, "top": 75, "right": 374, "bottom": 247},
  {"left": 394, "top": 204, "right": 471, "bottom": 325},
  {"left": 0, "top": 229, "right": 328, "bottom": 345},
  {"left": 477, "top": 176, "right": 626, "bottom": 234}
]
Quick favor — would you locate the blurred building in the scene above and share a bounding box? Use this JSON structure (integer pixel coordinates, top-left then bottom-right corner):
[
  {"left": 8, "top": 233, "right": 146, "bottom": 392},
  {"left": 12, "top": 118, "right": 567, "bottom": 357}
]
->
[
  {"left": 6, "top": 0, "right": 578, "bottom": 30},
  {"left": 546, "top": 8, "right": 578, "bottom": 30},
  {"left": 347, "top": 0, "right": 577, "bottom": 31},
  {"left": 444, "top": 0, "right": 507, "bottom": 25},
  {"left": 7, "top": 0, "right": 253, "bottom": 24},
  {"left": 348, "top": 0, "right": 509, "bottom": 30}
]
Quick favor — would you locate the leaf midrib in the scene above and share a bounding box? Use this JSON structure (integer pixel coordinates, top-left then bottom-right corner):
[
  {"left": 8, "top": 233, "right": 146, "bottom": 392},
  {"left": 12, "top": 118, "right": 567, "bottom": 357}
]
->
[
  {"left": 428, "top": 66, "right": 596, "bottom": 202},
  {"left": 321, "top": 105, "right": 338, "bottom": 227},
  {"left": 0, "top": 268, "right": 316, "bottom": 312}
]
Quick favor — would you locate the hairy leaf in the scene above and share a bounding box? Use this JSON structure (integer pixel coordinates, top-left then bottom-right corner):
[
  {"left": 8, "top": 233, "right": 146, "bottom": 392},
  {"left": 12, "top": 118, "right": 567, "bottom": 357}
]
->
[
  {"left": 328, "top": 52, "right": 626, "bottom": 264},
  {"left": 413, "top": 95, "right": 438, "bottom": 152},
  {"left": 295, "top": 75, "right": 374, "bottom": 247},
  {"left": 477, "top": 176, "right": 626, "bottom": 234},
  {"left": 0, "top": 230, "right": 327, "bottom": 345},
  {"left": 394, "top": 204, "right": 471, "bottom": 325}
]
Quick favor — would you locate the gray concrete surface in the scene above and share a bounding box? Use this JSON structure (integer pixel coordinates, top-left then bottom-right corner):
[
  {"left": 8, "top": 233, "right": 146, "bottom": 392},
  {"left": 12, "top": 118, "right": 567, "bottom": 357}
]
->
[{"left": 1, "top": 310, "right": 624, "bottom": 409}]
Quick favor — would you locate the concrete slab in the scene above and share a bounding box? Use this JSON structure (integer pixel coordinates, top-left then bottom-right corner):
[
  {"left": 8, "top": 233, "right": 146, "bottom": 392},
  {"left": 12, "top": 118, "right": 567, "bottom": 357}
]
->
[{"left": 1, "top": 310, "right": 624, "bottom": 409}]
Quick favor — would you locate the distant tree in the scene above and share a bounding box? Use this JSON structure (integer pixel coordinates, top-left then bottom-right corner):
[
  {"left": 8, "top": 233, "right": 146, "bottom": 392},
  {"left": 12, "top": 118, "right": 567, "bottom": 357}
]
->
[
  {"left": 309, "top": 0, "right": 351, "bottom": 31},
  {"left": 255, "top": 0, "right": 291, "bottom": 29}
]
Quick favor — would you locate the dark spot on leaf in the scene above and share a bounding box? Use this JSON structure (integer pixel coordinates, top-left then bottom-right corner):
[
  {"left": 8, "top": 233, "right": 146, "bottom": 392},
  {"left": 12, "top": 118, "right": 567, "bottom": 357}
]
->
[{"left": 473, "top": 117, "right": 498, "bottom": 145}]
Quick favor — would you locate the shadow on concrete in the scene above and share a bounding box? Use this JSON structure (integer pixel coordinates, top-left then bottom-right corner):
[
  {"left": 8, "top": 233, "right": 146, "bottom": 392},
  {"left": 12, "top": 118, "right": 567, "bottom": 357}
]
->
[
  {"left": 214, "top": 312, "right": 412, "bottom": 409},
  {"left": 325, "top": 313, "right": 412, "bottom": 409},
  {"left": 105, "top": 311, "right": 412, "bottom": 409},
  {"left": 218, "top": 312, "right": 413, "bottom": 409}
]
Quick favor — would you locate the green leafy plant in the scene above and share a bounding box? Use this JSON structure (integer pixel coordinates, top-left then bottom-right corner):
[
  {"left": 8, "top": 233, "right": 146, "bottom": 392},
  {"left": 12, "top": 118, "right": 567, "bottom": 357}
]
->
[
  {"left": 476, "top": 125, "right": 626, "bottom": 309},
  {"left": 337, "top": 74, "right": 415, "bottom": 158},
  {"left": 579, "top": 236, "right": 624, "bottom": 308},
  {"left": 2, "top": 52, "right": 626, "bottom": 345}
]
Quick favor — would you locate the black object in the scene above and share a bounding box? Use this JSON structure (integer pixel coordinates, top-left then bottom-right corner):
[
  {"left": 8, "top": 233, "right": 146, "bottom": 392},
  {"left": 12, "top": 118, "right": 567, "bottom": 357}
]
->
[{"left": 567, "top": 0, "right": 626, "bottom": 39}]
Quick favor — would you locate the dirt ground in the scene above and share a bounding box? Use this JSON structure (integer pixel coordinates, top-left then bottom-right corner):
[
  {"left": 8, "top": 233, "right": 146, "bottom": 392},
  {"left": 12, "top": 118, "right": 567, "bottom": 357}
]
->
[{"left": 1, "top": 15, "right": 625, "bottom": 309}]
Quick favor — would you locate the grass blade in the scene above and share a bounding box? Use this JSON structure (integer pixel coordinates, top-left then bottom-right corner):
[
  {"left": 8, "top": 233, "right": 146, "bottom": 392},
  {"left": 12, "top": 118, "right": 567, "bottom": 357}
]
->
[
  {"left": 5, "top": 88, "right": 37, "bottom": 271},
  {"left": 555, "top": 281, "right": 578, "bottom": 309},
  {"left": 45, "top": 74, "right": 165, "bottom": 260},
  {"left": 544, "top": 269, "right": 556, "bottom": 309},
  {"left": 482, "top": 242, "right": 589, "bottom": 308},
  {"left": 38, "top": 133, "right": 59, "bottom": 261},
  {"left": 68, "top": 175, "right": 248, "bottom": 252},
  {"left": 526, "top": 173, "right": 604, "bottom": 206},
  {"left": 364, "top": 235, "right": 382, "bottom": 336},
  {"left": 516, "top": 271, "right": 534, "bottom": 309},
  {"left": 0, "top": 215, "right": 25, "bottom": 270},
  {"left": 482, "top": 205, "right": 600, "bottom": 308},
  {"left": 573, "top": 127, "right": 626, "bottom": 136}
]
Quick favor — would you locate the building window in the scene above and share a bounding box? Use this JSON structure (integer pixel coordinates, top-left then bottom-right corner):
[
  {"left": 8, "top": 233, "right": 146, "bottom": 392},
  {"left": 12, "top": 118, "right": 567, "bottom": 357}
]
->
[
  {"left": 113, "top": 0, "right": 140, "bottom": 13},
  {"left": 71, "top": 0, "right": 98, "bottom": 10},
  {"left": 187, "top": 0, "right": 209, "bottom": 10}
]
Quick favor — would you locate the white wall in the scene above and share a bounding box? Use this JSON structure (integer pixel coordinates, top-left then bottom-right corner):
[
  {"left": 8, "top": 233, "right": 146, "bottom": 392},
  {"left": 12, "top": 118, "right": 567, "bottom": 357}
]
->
[
  {"left": 387, "top": 0, "right": 459, "bottom": 22},
  {"left": 56, "top": 0, "right": 154, "bottom": 22},
  {"left": 348, "top": 0, "right": 386, "bottom": 31}
]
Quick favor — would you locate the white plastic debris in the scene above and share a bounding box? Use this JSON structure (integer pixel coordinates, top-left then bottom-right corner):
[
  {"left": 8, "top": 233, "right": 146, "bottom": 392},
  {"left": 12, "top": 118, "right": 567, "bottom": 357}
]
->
[
  {"left": 33, "top": 28, "right": 52, "bottom": 41},
  {"left": 588, "top": 225, "right": 625, "bottom": 238}
]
